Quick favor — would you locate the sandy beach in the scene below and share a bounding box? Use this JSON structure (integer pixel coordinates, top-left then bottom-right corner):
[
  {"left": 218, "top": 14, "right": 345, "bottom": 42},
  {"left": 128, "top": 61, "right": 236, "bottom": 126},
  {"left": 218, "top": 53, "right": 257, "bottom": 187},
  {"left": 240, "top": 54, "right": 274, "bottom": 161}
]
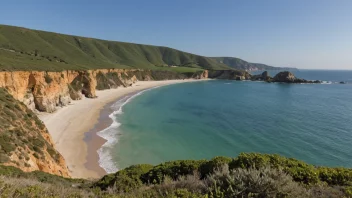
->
[{"left": 39, "top": 79, "right": 204, "bottom": 179}]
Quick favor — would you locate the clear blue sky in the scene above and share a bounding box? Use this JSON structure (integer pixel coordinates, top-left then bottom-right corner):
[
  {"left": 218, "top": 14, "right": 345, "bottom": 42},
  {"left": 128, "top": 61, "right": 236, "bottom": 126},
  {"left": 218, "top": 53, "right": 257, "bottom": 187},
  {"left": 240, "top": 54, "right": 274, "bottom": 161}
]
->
[{"left": 1, "top": 0, "right": 351, "bottom": 69}]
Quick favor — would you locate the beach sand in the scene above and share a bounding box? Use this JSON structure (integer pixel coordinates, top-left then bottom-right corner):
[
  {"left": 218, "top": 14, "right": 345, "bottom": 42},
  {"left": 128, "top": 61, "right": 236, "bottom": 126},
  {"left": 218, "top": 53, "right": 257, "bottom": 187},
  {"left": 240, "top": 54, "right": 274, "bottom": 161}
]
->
[{"left": 39, "top": 79, "right": 204, "bottom": 179}]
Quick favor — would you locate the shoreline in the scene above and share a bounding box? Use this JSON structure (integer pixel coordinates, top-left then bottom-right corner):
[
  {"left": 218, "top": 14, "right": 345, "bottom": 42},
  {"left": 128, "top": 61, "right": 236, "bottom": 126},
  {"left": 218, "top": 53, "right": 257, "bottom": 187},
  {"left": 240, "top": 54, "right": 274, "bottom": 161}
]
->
[
  {"left": 39, "top": 79, "right": 207, "bottom": 179},
  {"left": 84, "top": 90, "right": 143, "bottom": 177}
]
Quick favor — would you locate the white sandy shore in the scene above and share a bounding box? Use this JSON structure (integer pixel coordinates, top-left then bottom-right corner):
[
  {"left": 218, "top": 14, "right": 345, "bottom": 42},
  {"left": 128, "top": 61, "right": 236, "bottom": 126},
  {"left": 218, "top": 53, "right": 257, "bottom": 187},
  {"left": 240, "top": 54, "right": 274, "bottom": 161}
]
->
[{"left": 39, "top": 79, "right": 205, "bottom": 179}]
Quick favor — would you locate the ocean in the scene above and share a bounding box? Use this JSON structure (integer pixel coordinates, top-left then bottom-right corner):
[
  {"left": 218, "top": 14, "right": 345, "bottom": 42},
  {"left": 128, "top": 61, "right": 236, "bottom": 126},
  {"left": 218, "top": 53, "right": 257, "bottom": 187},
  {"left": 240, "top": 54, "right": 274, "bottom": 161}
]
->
[{"left": 97, "top": 70, "right": 352, "bottom": 173}]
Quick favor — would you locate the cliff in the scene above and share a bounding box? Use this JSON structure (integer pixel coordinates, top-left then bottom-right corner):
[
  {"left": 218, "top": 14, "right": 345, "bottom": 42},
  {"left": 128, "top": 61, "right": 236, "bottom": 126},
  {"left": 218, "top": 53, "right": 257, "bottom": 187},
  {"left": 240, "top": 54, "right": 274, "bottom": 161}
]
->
[
  {"left": 0, "top": 88, "right": 69, "bottom": 177},
  {"left": 0, "top": 69, "right": 196, "bottom": 113},
  {"left": 0, "top": 69, "right": 205, "bottom": 176}
]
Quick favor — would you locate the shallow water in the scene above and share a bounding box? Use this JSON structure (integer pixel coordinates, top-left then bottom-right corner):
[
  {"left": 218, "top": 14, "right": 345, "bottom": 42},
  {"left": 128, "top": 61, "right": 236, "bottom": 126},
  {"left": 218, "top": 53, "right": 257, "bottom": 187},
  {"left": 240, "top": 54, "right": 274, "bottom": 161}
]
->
[{"left": 98, "top": 70, "right": 352, "bottom": 172}]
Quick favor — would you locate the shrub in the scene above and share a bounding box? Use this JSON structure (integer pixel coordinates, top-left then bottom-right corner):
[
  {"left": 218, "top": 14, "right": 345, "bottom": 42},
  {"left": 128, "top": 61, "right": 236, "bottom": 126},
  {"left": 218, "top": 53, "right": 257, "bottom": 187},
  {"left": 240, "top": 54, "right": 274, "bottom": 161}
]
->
[
  {"left": 143, "top": 160, "right": 206, "bottom": 184},
  {"left": 0, "top": 176, "right": 93, "bottom": 197},
  {"left": 0, "top": 134, "right": 16, "bottom": 153},
  {"left": 0, "top": 154, "right": 9, "bottom": 163},
  {"left": 232, "top": 153, "right": 319, "bottom": 184},
  {"left": 199, "top": 156, "right": 232, "bottom": 178},
  {"left": 33, "top": 153, "right": 40, "bottom": 159},
  {"left": 154, "top": 172, "right": 207, "bottom": 195},
  {"left": 34, "top": 118, "right": 45, "bottom": 129},
  {"left": 44, "top": 73, "right": 53, "bottom": 84},
  {"left": 308, "top": 184, "right": 346, "bottom": 198},
  {"left": 32, "top": 138, "right": 45, "bottom": 148},
  {"left": 46, "top": 146, "right": 60, "bottom": 163},
  {"left": 95, "top": 164, "right": 153, "bottom": 192},
  {"left": 318, "top": 167, "right": 352, "bottom": 186},
  {"left": 205, "top": 165, "right": 309, "bottom": 198}
]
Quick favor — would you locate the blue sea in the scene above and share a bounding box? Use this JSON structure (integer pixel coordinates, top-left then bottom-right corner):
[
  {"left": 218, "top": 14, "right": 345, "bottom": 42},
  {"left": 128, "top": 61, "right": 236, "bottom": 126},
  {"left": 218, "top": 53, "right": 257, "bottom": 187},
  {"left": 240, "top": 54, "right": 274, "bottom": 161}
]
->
[{"left": 97, "top": 70, "right": 352, "bottom": 173}]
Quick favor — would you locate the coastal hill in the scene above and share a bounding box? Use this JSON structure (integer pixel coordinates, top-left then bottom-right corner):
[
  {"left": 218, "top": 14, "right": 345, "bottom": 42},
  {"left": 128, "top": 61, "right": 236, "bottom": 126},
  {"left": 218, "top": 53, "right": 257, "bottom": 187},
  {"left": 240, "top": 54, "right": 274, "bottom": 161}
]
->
[
  {"left": 0, "top": 25, "right": 292, "bottom": 72},
  {"left": 213, "top": 57, "right": 296, "bottom": 71},
  {"left": 0, "top": 24, "right": 228, "bottom": 71}
]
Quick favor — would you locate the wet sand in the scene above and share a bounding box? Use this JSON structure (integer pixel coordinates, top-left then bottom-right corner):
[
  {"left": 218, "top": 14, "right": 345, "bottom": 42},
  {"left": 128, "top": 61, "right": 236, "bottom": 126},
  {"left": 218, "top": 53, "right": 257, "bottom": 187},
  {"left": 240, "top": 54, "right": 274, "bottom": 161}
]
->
[{"left": 39, "top": 79, "right": 206, "bottom": 178}]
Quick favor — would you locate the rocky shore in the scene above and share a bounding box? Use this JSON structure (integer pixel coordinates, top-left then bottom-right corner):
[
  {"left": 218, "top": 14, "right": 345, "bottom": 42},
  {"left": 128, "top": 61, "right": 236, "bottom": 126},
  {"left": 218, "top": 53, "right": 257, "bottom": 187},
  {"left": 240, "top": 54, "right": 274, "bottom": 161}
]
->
[{"left": 251, "top": 71, "right": 321, "bottom": 83}]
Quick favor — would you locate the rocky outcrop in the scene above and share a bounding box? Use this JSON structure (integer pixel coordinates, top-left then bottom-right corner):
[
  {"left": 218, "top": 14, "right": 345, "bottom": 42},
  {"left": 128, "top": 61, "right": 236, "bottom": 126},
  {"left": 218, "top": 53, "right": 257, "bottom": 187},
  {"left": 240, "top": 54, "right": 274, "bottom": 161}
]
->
[
  {"left": 208, "top": 70, "right": 251, "bottom": 80},
  {"left": 272, "top": 71, "right": 296, "bottom": 82},
  {"left": 195, "top": 70, "right": 208, "bottom": 79},
  {"left": 184, "top": 70, "right": 209, "bottom": 79},
  {"left": 0, "top": 71, "right": 81, "bottom": 112},
  {"left": 251, "top": 71, "right": 270, "bottom": 81},
  {"left": 250, "top": 71, "right": 322, "bottom": 83},
  {"left": 271, "top": 71, "right": 321, "bottom": 83}
]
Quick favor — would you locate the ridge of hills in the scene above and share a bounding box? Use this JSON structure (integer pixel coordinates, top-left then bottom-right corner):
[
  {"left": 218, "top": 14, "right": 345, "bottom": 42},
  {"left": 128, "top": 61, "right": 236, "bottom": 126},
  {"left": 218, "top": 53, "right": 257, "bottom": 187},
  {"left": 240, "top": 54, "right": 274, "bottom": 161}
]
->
[
  {"left": 0, "top": 24, "right": 293, "bottom": 72},
  {"left": 213, "top": 57, "right": 296, "bottom": 71}
]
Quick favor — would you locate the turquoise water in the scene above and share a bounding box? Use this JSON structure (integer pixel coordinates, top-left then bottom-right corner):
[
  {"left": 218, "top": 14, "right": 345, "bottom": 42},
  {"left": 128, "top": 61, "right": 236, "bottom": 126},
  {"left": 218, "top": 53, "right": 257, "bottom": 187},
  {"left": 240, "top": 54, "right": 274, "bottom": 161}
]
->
[{"left": 98, "top": 70, "right": 352, "bottom": 173}]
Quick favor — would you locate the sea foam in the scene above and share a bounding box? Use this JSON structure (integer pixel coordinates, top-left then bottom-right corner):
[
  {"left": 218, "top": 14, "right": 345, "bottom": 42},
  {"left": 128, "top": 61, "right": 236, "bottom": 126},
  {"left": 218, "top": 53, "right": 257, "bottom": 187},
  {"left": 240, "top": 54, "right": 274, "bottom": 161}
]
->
[{"left": 96, "top": 87, "right": 160, "bottom": 173}]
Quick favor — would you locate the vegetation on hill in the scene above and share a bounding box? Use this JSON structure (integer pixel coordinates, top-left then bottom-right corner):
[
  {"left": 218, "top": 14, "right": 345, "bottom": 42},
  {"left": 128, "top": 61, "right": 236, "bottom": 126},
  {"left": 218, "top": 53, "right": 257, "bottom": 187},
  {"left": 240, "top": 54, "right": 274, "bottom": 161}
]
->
[
  {"left": 0, "top": 88, "right": 68, "bottom": 176},
  {"left": 0, "top": 25, "right": 287, "bottom": 72},
  {"left": 0, "top": 25, "right": 229, "bottom": 72},
  {"left": 0, "top": 88, "right": 54, "bottom": 163},
  {"left": 1, "top": 153, "right": 352, "bottom": 197},
  {"left": 212, "top": 57, "right": 295, "bottom": 71}
]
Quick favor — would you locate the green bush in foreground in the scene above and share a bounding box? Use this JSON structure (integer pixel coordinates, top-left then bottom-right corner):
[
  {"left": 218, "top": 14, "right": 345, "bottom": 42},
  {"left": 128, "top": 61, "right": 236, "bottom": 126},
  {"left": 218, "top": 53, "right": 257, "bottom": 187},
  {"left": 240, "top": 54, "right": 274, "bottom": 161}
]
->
[{"left": 1, "top": 153, "right": 352, "bottom": 197}]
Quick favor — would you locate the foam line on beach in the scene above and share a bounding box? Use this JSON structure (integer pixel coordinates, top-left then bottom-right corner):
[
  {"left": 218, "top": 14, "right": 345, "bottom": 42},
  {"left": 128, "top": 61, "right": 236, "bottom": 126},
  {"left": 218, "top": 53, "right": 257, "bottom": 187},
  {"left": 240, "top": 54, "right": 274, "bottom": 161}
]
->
[{"left": 96, "top": 87, "right": 160, "bottom": 173}]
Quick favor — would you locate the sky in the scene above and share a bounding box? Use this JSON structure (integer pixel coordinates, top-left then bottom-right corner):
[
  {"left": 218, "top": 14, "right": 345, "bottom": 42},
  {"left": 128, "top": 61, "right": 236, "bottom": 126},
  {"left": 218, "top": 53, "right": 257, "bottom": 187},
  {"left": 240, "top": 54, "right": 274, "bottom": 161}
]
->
[{"left": 1, "top": 0, "right": 351, "bottom": 69}]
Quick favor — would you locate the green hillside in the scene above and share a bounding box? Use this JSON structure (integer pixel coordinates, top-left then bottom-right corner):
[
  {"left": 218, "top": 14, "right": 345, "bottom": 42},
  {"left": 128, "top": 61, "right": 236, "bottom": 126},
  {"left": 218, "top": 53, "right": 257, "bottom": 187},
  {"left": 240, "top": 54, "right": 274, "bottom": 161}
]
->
[
  {"left": 0, "top": 25, "right": 230, "bottom": 72},
  {"left": 0, "top": 25, "right": 291, "bottom": 72},
  {"left": 213, "top": 57, "right": 295, "bottom": 71}
]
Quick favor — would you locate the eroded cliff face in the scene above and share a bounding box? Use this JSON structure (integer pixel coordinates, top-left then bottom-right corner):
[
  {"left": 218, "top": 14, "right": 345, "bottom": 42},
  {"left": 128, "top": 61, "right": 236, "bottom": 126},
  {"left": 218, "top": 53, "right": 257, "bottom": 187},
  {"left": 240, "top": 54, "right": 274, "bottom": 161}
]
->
[
  {"left": 194, "top": 70, "right": 209, "bottom": 79},
  {"left": 0, "top": 69, "right": 147, "bottom": 177},
  {"left": 0, "top": 69, "right": 146, "bottom": 113},
  {"left": 0, "top": 88, "right": 70, "bottom": 177},
  {"left": 0, "top": 69, "right": 205, "bottom": 113}
]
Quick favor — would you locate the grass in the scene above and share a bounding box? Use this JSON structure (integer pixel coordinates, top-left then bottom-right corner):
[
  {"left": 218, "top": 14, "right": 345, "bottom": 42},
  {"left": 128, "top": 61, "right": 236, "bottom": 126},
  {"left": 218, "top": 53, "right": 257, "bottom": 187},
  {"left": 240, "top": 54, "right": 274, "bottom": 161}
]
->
[
  {"left": 0, "top": 25, "right": 231, "bottom": 72},
  {"left": 212, "top": 57, "right": 274, "bottom": 71},
  {"left": 0, "top": 24, "right": 289, "bottom": 73},
  {"left": 212, "top": 57, "right": 296, "bottom": 71}
]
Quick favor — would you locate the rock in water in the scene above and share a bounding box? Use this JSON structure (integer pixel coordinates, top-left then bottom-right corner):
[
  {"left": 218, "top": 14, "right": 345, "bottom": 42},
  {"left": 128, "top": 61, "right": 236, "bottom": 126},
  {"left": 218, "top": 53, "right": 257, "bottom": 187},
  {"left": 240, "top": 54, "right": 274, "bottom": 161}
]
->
[
  {"left": 250, "top": 71, "right": 271, "bottom": 81},
  {"left": 273, "top": 71, "right": 296, "bottom": 82},
  {"left": 262, "top": 71, "right": 269, "bottom": 79},
  {"left": 271, "top": 71, "right": 321, "bottom": 83}
]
